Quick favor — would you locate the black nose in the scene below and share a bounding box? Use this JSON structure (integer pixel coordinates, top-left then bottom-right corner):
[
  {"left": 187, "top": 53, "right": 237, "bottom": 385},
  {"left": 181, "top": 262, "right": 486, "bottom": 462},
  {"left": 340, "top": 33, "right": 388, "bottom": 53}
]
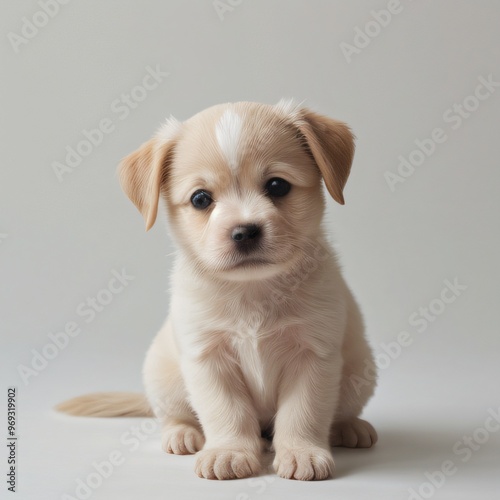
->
[{"left": 231, "top": 224, "right": 262, "bottom": 249}]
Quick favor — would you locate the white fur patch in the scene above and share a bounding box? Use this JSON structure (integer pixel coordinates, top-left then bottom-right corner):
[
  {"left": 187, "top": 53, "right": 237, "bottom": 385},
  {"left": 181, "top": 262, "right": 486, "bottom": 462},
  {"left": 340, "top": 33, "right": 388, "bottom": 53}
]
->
[
  {"left": 234, "top": 332, "right": 266, "bottom": 396},
  {"left": 215, "top": 109, "right": 242, "bottom": 171}
]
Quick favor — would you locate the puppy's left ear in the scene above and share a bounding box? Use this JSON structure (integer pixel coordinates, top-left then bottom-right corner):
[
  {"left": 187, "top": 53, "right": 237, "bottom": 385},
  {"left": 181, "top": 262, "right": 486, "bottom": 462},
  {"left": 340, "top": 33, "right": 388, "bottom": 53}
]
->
[
  {"left": 296, "top": 110, "right": 355, "bottom": 205},
  {"left": 119, "top": 119, "right": 180, "bottom": 230}
]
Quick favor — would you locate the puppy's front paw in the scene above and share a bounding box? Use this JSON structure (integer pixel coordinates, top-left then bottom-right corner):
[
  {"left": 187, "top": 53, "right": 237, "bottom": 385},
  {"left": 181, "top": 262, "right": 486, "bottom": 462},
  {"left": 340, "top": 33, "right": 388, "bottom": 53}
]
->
[
  {"left": 162, "top": 424, "right": 205, "bottom": 455},
  {"left": 273, "top": 446, "right": 334, "bottom": 481},
  {"left": 195, "top": 448, "right": 261, "bottom": 480}
]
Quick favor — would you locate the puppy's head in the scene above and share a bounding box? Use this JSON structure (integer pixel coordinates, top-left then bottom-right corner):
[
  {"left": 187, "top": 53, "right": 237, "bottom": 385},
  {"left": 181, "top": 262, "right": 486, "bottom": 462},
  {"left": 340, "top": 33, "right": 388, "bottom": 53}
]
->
[{"left": 119, "top": 100, "right": 354, "bottom": 281}]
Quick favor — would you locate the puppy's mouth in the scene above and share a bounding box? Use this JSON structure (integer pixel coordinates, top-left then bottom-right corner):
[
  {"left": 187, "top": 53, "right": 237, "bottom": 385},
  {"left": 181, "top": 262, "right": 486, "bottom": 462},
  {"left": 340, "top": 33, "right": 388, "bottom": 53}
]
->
[
  {"left": 216, "top": 251, "right": 299, "bottom": 280},
  {"left": 230, "top": 258, "right": 271, "bottom": 269}
]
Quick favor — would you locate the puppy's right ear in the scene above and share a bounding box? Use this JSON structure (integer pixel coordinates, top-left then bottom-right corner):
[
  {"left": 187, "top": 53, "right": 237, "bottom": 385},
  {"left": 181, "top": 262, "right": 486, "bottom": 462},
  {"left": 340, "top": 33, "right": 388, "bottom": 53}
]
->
[{"left": 118, "top": 119, "right": 180, "bottom": 231}]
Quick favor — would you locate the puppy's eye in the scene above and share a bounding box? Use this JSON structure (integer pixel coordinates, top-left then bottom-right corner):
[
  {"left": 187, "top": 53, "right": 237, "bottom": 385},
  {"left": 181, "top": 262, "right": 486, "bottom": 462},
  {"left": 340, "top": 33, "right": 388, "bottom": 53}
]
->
[
  {"left": 190, "top": 190, "right": 213, "bottom": 209},
  {"left": 265, "top": 177, "right": 291, "bottom": 197}
]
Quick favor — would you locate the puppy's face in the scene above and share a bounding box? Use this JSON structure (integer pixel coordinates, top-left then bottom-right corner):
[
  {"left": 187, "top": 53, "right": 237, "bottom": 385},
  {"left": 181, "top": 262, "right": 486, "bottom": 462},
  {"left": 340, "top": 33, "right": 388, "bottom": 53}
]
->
[
  {"left": 165, "top": 104, "right": 325, "bottom": 280},
  {"left": 119, "top": 101, "right": 355, "bottom": 281}
]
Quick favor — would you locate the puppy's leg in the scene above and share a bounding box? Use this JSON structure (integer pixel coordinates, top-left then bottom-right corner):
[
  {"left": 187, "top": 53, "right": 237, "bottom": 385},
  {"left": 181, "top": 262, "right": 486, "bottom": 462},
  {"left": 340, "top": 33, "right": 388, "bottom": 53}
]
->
[
  {"left": 183, "top": 350, "right": 263, "bottom": 480},
  {"left": 143, "top": 322, "right": 204, "bottom": 455},
  {"left": 273, "top": 350, "right": 340, "bottom": 481},
  {"left": 330, "top": 297, "right": 378, "bottom": 449}
]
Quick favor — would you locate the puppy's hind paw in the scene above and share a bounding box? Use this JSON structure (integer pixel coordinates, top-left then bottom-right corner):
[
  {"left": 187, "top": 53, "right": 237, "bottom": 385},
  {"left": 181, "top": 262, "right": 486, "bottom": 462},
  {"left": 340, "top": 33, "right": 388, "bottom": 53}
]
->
[
  {"left": 330, "top": 417, "right": 378, "bottom": 448},
  {"left": 162, "top": 424, "right": 205, "bottom": 455}
]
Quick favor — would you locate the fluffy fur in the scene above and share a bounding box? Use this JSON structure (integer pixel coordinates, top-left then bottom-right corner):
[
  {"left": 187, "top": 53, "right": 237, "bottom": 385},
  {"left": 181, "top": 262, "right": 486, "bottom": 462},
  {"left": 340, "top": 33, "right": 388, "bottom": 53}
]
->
[{"left": 57, "top": 100, "right": 377, "bottom": 481}]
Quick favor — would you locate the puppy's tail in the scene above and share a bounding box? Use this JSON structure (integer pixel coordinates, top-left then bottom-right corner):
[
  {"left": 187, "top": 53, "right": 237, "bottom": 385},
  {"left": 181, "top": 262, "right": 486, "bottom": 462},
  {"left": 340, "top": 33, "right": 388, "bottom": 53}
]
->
[{"left": 56, "top": 392, "right": 153, "bottom": 418}]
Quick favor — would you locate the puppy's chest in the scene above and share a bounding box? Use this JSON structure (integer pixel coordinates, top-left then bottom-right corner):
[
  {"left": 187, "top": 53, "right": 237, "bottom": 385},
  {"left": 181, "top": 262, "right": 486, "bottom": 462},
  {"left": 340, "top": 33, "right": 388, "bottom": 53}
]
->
[
  {"left": 220, "top": 300, "right": 291, "bottom": 402},
  {"left": 179, "top": 289, "right": 318, "bottom": 395},
  {"left": 230, "top": 329, "right": 281, "bottom": 411}
]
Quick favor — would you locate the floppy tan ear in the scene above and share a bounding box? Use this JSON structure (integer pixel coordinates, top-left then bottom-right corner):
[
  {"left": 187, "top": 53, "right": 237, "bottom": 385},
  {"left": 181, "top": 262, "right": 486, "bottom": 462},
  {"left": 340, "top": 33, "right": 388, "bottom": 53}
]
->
[
  {"left": 296, "top": 110, "right": 355, "bottom": 205},
  {"left": 118, "top": 119, "right": 180, "bottom": 230}
]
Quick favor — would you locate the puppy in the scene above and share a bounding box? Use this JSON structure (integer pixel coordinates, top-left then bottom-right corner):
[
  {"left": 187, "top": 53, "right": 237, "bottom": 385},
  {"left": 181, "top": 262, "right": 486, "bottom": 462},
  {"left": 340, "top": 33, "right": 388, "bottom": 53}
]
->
[{"left": 57, "top": 100, "right": 377, "bottom": 481}]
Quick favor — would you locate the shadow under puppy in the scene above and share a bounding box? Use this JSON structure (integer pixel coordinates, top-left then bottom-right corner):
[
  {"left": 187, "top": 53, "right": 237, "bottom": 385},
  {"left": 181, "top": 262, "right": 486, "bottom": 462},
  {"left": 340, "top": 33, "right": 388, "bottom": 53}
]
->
[{"left": 57, "top": 100, "right": 377, "bottom": 481}]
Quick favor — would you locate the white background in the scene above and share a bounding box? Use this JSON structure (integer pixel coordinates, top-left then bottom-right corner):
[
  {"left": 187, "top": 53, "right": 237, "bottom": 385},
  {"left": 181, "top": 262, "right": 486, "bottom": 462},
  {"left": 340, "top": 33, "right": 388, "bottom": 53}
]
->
[{"left": 1, "top": 1, "right": 499, "bottom": 499}]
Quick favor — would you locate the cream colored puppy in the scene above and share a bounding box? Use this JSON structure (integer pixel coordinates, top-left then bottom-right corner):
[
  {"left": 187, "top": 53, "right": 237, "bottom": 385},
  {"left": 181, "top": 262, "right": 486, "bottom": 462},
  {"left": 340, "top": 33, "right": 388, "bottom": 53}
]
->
[{"left": 57, "top": 100, "right": 377, "bottom": 481}]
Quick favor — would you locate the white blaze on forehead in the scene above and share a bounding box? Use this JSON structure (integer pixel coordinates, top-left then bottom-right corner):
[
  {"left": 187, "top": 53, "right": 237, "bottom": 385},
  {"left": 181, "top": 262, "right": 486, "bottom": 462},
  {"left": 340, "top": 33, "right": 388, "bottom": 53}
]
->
[{"left": 215, "top": 109, "right": 242, "bottom": 171}]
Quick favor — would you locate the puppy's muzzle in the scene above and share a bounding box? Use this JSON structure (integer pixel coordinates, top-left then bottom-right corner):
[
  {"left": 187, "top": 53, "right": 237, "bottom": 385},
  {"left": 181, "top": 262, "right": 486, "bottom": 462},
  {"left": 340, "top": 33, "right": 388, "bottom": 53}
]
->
[{"left": 231, "top": 223, "right": 262, "bottom": 253}]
